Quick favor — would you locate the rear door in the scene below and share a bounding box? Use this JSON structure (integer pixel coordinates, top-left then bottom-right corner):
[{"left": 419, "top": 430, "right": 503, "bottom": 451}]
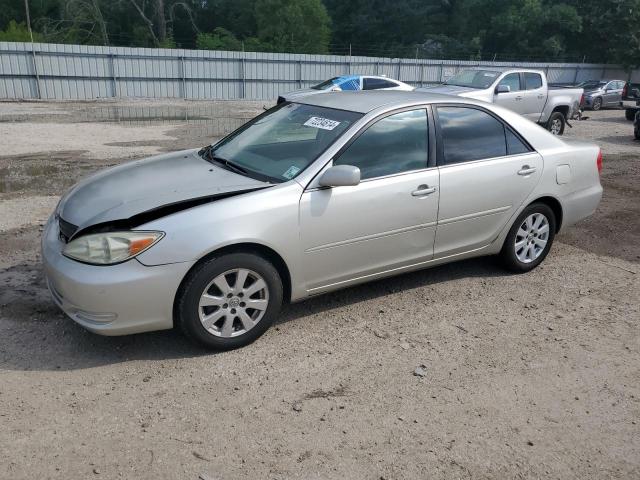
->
[
  {"left": 522, "top": 72, "right": 547, "bottom": 121},
  {"left": 494, "top": 73, "right": 527, "bottom": 115},
  {"left": 299, "top": 108, "right": 439, "bottom": 292},
  {"left": 433, "top": 105, "right": 543, "bottom": 257}
]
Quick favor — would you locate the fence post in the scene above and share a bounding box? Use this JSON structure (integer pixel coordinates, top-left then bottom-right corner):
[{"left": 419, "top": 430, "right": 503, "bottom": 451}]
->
[
  {"left": 439, "top": 63, "right": 444, "bottom": 83},
  {"left": 396, "top": 59, "right": 401, "bottom": 81},
  {"left": 240, "top": 54, "right": 246, "bottom": 99},
  {"left": 179, "top": 56, "right": 186, "bottom": 99},
  {"left": 297, "top": 59, "right": 302, "bottom": 89},
  {"left": 109, "top": 53, "right": 118, "bottom": 97},
  {"left": 418, "top": 61, "right": 424, "bottom": 87},
  {"left": 573, "top": 65, "right": 579, "bottom": 84},
  {"left": 31, "top": 48, "right": 41, "bottom": 99}
]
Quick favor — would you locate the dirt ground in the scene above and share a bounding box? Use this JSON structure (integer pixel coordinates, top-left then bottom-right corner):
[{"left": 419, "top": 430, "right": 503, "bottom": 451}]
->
[{"left": 0, "top": 99, "right": 638, "bottom": 480}]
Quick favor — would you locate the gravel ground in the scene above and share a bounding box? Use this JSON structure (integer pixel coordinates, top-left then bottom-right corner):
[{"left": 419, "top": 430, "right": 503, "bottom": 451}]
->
[{"left": 0, "top": 100, "right": 638, "bottom": 480}]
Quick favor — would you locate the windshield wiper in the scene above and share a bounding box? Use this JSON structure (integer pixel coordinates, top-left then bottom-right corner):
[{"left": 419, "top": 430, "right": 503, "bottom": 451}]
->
[{"left": 199, "top": 146, "right": 249, "bottom": 176}]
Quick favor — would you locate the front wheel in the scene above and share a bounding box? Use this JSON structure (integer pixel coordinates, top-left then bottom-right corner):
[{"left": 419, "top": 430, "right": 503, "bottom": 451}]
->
[
  {"left": 547, "top": 112, "right": 565, "bottom": 136},
  {"left": 175, "top": 252, "right": 283, "bottom": 350},
  {"left": 500, "top": 203, "right": 556, "bottom": 273}
]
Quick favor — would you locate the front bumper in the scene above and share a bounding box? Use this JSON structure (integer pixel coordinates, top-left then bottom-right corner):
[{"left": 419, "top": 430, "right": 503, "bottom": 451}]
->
[{"left": 41, "top": 215, "right": 195, "bottom": 336}]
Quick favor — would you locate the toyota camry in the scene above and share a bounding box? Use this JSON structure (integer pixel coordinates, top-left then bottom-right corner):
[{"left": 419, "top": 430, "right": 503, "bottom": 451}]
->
[{"left": 42, "top": 91, "right": 603, "bottom": 349}]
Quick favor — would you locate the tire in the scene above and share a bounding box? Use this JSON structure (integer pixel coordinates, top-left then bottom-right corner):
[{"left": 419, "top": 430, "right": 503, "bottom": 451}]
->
[
  {"left": 175, "top": 252, "right": 283, "bottom": 350},
  {"left": 547, "top": 112, "right": 565, "bottom": 136},
  {"left": 500, "top": 203, "right": 556, "bottom": 273},
  {"left": 635, "top": 125, "right": 640, "bottom": 141},
  {"left": 592, "top": 97, "right": 603, "bottom": 111},
  {"left": 627, "top": 109, "right": 638, "bottom": 121}
]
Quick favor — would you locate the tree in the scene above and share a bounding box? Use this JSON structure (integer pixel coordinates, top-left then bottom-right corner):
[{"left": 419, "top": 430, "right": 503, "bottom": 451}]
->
[
  {"left": 254, "top": 0, "right": 331, "bottom": 53},
  {"left": 197, "top": 27, "right": 243, "bottom": 51},
  {"left": 0, "top": 20, "right": 42, "bottom": 42}
]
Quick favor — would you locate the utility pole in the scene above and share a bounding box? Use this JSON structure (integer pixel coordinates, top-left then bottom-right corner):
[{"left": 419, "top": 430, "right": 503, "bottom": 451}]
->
[{"left": 24, "top": 0, "right": 35, "bottom": 43}]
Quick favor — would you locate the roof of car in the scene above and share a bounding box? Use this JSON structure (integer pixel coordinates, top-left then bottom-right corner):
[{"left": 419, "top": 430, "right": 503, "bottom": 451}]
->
[{"left": 293, "top": 90, "right": 463, "bottom": 113}]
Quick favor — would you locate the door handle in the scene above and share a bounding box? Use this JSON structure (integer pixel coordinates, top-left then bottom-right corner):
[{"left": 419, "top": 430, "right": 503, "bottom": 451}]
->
[
  {"left": 411, "top": 185, "right": 437, "bottom": 196},
  {"left": 537, "top": 94, "right": 545, "bottom": 99},
  {"left": 515, "top": 96, "right": 523, "bottom": 101},
  {"left": 518, "top": 165, "right": 537, "bottom": 176}
]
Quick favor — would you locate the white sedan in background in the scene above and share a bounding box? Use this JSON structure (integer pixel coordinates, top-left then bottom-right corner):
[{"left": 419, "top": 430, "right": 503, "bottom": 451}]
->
[{"left": 278, "top": 74, "right": 413, "bottom": 103}]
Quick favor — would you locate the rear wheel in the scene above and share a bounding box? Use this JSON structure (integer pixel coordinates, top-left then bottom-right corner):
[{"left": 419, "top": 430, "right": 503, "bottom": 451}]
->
[
  {"left": 500, "top": 203, "right": 556, "bottom": 273},
  {"left": 592, "top": 97, "right": 603, "bottom": 111},
  {"left": 547, "top": 112, "right": 565, "bottom": 136},
  {"left": 625, "top": 109, "right": 636, "bottom": 121},
  {"left": 175, "top": 253, "right": 283, "bottom": 350}
]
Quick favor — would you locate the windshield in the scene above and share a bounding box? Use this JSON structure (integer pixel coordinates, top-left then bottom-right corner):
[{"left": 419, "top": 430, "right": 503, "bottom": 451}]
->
[
  {"left": 204, "top": 103, "right": 362, "bottom": 182},
  {"left": 444, "top": 70, "right": 501, "bottom": 89},
  {"left": 311, "top": 77, "right": 340, "bottom": 90},
  {"left": 578, "top": 81, "right": 606, "bottom": 90}
]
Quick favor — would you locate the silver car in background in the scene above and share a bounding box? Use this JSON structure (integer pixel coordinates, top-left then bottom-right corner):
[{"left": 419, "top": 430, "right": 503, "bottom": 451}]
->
[
  {"left": 42, "top": 91, "right": 603, "bottom": 350},
  {"left": 579, "top": 80, "right": 626, "bottom": 110}
]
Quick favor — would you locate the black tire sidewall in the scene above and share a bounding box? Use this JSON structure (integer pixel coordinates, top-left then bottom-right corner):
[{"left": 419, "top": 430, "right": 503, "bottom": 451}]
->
[
  {"left": 626, "top": 109, "right": 636, "bottom": 121},
  {"left": 547, "top": 112, "right": 565, "bottom": 135},
  {"left": 501, "top": 203, "right": 556, "bottom": 273},
  {"left": 176, "top": 253, "right": 283, "bottom": 350}
]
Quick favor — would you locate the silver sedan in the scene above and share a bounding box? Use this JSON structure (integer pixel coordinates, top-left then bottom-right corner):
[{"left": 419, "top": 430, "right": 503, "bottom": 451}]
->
[{"left": 42, "top": 91, "right": 603, "bottom": 349}]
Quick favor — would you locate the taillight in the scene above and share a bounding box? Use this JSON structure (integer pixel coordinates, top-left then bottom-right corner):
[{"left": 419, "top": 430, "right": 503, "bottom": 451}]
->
[
  {"left": 580, "top": 93, "right": 585, "bottom": 106},
  {"left": 597, "top": 150, "right": 603, "bottom": 174},
  {"left": 623, "top": 83, "right": 628, "bottom": 98}
]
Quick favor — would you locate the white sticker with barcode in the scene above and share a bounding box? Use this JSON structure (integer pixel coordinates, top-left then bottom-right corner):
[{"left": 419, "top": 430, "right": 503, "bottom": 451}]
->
[{"left": 303, "top": 116, "right": 341, "bottom": 130}]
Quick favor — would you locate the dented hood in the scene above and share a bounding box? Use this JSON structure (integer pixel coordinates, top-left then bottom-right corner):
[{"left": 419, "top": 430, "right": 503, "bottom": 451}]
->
[{"left": 58, "top": 149, "right": 268, "bottom": 231}]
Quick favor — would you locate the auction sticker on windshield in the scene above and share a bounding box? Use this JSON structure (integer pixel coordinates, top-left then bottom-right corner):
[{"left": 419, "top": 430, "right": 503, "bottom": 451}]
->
[
  {"left": 304, "top": 116, "right": 341, "bottom": 130},
  {"left": 282, "top": 165, "right": 301, "bottom": 179}
]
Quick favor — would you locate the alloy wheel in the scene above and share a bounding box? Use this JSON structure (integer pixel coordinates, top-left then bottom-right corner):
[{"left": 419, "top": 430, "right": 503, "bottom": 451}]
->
[
  {"left": 550, "top": 118, "right": 562, "bottom": 135},
  {"left": 198, "top": 268, "right": 269, "bottom": 337},
  {"left": 514, "top": 213, "right": 550, "bottom": 263}
]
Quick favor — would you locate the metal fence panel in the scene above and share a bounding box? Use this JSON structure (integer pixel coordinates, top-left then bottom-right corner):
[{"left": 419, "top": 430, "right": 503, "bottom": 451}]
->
[{"left": 1, "top": 41, "right": 638, "bottom": 101}]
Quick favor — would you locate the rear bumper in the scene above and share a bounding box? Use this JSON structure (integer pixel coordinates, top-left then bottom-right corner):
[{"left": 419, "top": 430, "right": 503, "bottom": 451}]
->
[
  {"left": 41, "top": 215, "right": 195, "bottom": 336},
  {"left": 623, "top": 99, "right": 639, "bottom": 109},
  {"left": 560, "top": 183, "right": 603, "bottom": 231}
]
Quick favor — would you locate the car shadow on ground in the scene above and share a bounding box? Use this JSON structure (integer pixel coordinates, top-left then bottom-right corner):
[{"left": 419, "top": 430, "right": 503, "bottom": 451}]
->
[{"left": 0, "top": 256, "right": 512, "bottom": 372}]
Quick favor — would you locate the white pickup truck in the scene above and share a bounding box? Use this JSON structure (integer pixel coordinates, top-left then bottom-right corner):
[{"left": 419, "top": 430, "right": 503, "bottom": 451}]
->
[{"left": 421, "top": 69, "right": 583, "bottom": 136}]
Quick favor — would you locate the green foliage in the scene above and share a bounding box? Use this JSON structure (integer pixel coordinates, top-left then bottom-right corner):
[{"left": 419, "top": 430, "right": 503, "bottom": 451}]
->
[
  {"left": 254, "top": 0, "right": 331, "bottom": 53},
  {"left": 0, "top": 20, "right": 40, "bottom": 42},
  {"left": 0, "top": 0, "right": 639, "bottom": 67},
  {"left": 197, "top": 28, "right": 243, "bottom": 51}
]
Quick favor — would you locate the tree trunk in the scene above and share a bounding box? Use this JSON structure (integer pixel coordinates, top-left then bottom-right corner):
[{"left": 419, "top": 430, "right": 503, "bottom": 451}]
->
[{"left": 156, "top": 0, "right": 167, "bottom": 43}]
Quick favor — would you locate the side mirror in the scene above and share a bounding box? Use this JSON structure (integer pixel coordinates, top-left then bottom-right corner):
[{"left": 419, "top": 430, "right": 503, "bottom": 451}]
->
[
  {"left": 318, "top": 165, "right": 361, "bottom": 187},
  {"left": 495, "top": 84, "right": 511, "bottom": 94}
]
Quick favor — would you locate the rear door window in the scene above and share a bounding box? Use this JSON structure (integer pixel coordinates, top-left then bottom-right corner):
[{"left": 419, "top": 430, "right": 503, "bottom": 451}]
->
[
  {"left": 363, "top": 78, "right": 399, "bottom": 90},
  {"left": 524, "top": 73, "right": 543, "bottom": 90},
  {"left": 437, "top": 106, "right": 507, "bottom": 165}
]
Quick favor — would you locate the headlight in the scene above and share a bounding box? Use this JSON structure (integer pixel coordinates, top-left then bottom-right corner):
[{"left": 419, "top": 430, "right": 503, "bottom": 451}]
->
[{"left": 62, "top": 231, "right": 164, "bottom": 265}]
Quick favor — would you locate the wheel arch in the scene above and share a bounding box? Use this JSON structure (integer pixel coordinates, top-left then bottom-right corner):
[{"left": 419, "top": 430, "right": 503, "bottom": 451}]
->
[
  {"left": 529, "top": 196, "right": 563, "bottom": 232},
  {"left": 174, "top": 242, "right": 293, "bottom": 312},
  {"left": 551, "top": 105, "right": 570, "bottom": 118}
]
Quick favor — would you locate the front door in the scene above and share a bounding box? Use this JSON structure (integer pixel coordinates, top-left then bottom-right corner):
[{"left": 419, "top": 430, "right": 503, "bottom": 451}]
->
[
  {"left": 434, "top": 105, "right": 543, "bottom": 257},
  {"left": 494, "top": 73, "right": 527, "bottom": 115},
  {"left": 299, "top": 109, "right": 439, "bottom": 292}
]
